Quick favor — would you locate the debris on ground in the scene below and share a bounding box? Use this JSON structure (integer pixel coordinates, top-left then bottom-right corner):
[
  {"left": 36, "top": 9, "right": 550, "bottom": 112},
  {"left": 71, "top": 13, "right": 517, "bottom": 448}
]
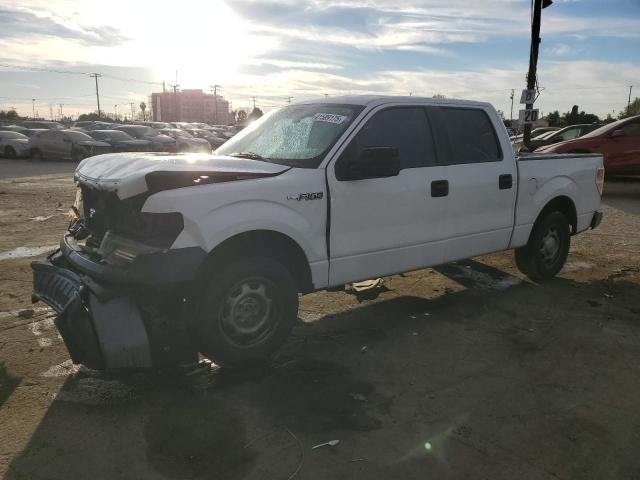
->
[{"left": 312, "top": 440, "right": 339, "bottom": 450}]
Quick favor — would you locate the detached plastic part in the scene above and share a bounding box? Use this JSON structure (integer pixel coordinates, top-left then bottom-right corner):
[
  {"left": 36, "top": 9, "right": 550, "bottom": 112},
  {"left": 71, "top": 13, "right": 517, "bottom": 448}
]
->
[
  {"left": 32, "top": 260, "right": 152, "bottom": 370},
  {"left": 89, "top": 295, "right": 152, "bottom": 369}
]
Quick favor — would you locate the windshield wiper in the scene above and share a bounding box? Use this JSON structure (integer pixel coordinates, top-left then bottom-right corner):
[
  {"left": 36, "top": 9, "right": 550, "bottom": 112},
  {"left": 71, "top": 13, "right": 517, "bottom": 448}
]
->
[{"left": 228, "top": 152, "right": 271, "bottom": 162}]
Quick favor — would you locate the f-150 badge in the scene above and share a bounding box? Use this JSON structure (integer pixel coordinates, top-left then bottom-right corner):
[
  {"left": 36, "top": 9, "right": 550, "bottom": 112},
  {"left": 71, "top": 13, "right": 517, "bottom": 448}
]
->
[{"left": 286, "top": 192, "right": 324, "bottom": 201}]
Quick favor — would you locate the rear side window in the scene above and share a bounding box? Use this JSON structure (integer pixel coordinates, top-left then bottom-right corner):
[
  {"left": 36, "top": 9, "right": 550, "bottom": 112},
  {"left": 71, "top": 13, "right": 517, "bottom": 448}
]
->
[
  {"left": 354, "top": 107, "right": 436, "bottom": 169},
  {"left": 434, "top": 108, "right": 502, "bottom": 164},
  {"left": 621, "top": 120, "right": 640, "bottom": 136}
]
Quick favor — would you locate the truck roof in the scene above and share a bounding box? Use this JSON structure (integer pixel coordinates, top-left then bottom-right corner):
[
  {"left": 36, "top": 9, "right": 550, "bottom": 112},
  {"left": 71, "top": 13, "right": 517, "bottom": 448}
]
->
[{"left": 293, "top": 95, "right": 492, "bottom": 109}]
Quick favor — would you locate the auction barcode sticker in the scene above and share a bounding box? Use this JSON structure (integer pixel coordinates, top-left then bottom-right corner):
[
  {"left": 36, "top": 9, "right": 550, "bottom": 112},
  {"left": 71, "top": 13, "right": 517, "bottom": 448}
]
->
[{"left": 313, "top": 113, "right": 348, "bottom": 124}]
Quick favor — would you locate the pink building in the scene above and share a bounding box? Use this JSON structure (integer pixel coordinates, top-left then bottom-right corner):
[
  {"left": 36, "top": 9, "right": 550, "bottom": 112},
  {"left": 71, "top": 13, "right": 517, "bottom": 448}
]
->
[{"left": 151, "top": 89, "right": 234, "bottom": 124}]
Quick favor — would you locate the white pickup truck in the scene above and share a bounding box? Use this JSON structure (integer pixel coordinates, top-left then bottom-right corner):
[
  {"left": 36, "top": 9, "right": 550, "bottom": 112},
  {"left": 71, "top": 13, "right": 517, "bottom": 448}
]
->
[{"left": 32, "top": 96, "right": 604, "bottom": 369}]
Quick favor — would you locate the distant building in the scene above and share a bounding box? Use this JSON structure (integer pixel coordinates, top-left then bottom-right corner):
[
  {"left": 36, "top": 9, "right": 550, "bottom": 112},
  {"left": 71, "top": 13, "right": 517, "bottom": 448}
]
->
[{"left": 150, "top": 89, "right": 234, "bottom": 124}]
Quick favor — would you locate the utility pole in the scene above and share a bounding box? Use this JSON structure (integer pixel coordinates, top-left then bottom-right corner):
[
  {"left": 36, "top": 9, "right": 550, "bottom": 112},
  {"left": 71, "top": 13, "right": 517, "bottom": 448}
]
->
[
  {"left": 89, "top": 73, "right": 102, "bottom": 117},
  {"left": 523, "top": 0, "right": 552, "bottom": 151},
  {"left": 252, "top": 97, "right": 256, "bottom": 109},
  {"left": 130, "top": 102, "right": 135, "bottom": 120},
  {"left": 31, "top": 98, "right": 35, "bottom": 119},
  {"left": 58, "top": 104, "right": 64, "bottom": 121},
  {"left": 169, "top": 77, "right": 180, "bottom": 122},
  {"left": 628, "top": 85, "right": 633, "bottom": 114},
  {"left": 49, "top": 104, "right": 54, "bottom": 121},
  {"left": 510, "top": 89, "right": 514, "bottom": 123},
  {"left": 114, "top": 104, "right": 118, "bottom": 121},
  {"left": 210, "top": 84, "right": 221, "bottom": 124},
  {"left": 287, "top": 96, "right": 293, "bottom": 104}
]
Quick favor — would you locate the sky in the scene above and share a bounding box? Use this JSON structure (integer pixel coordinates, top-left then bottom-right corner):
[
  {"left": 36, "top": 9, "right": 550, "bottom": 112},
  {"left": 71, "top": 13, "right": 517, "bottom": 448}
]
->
[{"left": 0, "top": 0, "right": 639, "bottom": 119}]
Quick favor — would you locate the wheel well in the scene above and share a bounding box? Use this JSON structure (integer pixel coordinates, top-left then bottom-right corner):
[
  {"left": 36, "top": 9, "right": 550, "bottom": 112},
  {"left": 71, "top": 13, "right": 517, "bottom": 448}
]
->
[
  {"left": 538, "top": 196, "right": 577, "bottom": 233},
  {"left": 198, "top": 230, "right": 314, "bottom": 293}
]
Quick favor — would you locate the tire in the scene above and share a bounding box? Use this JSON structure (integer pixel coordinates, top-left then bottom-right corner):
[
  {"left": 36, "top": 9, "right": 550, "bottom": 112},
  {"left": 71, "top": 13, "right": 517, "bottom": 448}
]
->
[
  {"left": 187, "top": 256, "right": 298, "bottom": 367},
  {"left": 31, "top": 149, "right": 43, "bottom": 161},
  {"left": 515, "top": 211, "right": 571, "bottom": 282},
  {"left": 4, "top": 146, "right": 16, "bottom": 159}
]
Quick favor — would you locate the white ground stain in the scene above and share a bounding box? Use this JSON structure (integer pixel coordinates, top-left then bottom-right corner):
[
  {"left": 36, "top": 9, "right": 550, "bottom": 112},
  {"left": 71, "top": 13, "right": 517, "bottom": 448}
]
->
[{"left": 0, "top": 245, "right": 57, "bottom": 261}]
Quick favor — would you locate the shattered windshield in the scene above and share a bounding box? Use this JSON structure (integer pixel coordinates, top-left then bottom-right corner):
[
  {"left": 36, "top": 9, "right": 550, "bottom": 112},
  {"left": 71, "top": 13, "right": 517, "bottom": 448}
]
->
[{"left": 216, "top": 103, "right": 363, "bottom": 167}]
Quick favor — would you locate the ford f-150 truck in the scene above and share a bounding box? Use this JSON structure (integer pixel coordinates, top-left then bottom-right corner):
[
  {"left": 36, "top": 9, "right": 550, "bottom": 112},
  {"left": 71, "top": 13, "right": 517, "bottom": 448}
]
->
[{"left": 31, "top": 96, "right": 604, "bottom": 369}]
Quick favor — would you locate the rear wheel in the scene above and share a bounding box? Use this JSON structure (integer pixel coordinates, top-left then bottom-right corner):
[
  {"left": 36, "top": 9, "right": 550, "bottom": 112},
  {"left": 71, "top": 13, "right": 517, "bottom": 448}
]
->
[
  {"left": 187, "top": 256, "right": 298, "bottom": 367},
  {"left": 515, "top": 211, "right": 571, "bottom": 281}
]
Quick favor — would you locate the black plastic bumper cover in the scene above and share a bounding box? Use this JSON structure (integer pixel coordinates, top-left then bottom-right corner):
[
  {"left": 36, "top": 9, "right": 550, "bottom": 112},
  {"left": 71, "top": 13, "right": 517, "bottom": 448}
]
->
[
  {"left": 591, "top": 211, "right": 603, "bottom": 229},
  {"left": 32, "top": 261, "right": 104, "bottom": 369}
]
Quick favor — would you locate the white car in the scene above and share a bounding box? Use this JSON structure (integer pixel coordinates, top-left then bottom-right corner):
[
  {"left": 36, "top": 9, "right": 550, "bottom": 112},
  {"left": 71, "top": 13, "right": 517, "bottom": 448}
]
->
[
  {"left": 32, "top": 95, "right": 604, "bottom": 370},
  {"left": 0, "top": 130, "right": 30, "bottom": 158}
]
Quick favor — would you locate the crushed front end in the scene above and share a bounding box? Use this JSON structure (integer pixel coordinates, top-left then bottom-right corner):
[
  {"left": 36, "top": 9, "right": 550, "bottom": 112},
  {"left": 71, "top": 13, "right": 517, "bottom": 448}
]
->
[{"left": 31, "top": 182, "right": 204, "bottom": 370}]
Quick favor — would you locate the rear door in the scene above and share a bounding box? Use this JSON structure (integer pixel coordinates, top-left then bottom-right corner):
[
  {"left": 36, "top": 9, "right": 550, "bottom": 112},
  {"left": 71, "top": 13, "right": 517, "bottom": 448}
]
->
[
  {"left": 327, "top": 105, "right": 449, "bottom": 285},
  {"left": 429, "top": 106, "right": 517, "bottom": 262},
  {"left": 38, "top": 131, "right": 57, "bottom": 158}
]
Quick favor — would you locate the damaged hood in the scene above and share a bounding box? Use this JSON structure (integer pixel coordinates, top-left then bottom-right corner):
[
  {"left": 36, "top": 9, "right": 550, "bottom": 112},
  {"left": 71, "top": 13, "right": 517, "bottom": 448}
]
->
[{"left": 75, "top": 152, "right": 290, "bottom": 199}]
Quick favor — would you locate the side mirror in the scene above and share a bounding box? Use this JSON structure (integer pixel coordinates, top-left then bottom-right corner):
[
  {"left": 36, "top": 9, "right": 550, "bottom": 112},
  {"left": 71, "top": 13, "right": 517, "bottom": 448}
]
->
[
  {"left": 346, "top": 146, "right": 400, "bottom": 180},
  {"left": 610, "top": 129, "right": 625, "bottom": 138}
]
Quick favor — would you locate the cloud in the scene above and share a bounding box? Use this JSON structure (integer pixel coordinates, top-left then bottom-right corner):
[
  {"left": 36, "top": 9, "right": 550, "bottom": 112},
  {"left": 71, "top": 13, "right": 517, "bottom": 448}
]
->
[{"left": 0, "top": 6, "right": 127, "bottom": 46}]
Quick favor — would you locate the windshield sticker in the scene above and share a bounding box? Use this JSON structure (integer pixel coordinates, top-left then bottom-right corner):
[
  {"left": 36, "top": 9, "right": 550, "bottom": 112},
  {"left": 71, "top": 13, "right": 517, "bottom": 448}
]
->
[{"left": 313, "top": 113, "right": 348, "bottom": 124}]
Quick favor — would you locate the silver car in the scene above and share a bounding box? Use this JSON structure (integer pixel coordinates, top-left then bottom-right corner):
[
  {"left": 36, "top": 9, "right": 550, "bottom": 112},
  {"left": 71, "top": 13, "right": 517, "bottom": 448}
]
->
[
  {"left": 0, "top": 131, "right": 30, "bottom": 158},
  {"left": 28, "top": 129, "right": 112, "bottom": 161}
]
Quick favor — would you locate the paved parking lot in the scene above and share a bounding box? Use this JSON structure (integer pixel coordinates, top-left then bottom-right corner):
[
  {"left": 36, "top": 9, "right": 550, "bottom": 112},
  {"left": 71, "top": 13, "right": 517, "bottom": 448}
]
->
[{"left": 1, "top": 160, "right": 639, "bottom": 479}]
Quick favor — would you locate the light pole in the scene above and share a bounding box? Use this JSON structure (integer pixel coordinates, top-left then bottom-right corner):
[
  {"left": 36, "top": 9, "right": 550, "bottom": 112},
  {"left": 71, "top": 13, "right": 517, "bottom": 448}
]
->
[
  {"left": 210, "top": 84, "right": 221, "bottom": 124},
  {"left": 523, "top": 0, "right": 553, "bottom": 151}
]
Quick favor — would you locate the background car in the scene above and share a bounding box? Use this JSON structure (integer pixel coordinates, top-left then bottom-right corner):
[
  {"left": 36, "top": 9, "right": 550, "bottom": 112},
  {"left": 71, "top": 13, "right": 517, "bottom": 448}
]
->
[
  {"left": 531, "top": 126, "right": 560, "bottom": 138},
  {"left": 88, "top": 130, "right": 154, "bottom": 152},
  {"left": 114, "top": 125, "right": 177, "bottom": 152},
  {"left": 184, "top": 128, "right": 227, "bottom": 149},
  {"left": 28, "top": 129, "right": 111, "bottom": 161},
  {"left": 0, "top": 131, "right": 30, "bottom": 158},
  {"left": 157, "top": 128, "right": 211, "bottom": 152},
  {"left": 20, "top": 120, "right": 64, "bottom": 130},
  {"left": 0, "top": 125, "right": 29, "bottom": 134},
  {"left": 536, "top": 115, "right": 640, "bottom": 175},
  {"left": 533, "top": 124, "right": 602, "bottom": 148}
]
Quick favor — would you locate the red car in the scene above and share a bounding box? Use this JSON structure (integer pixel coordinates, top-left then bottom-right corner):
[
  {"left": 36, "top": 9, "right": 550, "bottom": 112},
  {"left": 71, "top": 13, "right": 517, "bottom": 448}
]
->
[{"left": 535, "top": 115, "right": 640, "bottom": 174}]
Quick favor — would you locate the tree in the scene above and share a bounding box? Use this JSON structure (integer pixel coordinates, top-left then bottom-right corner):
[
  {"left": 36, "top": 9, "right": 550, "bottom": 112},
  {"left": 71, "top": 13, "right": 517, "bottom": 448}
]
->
[
  {"left": 619, "top": 97, "right": 640, "bottom": 119},
  {"left": 139, "top": 102, "right": 147, "bottom": 121},
  {"left": 546, "top": 110, "right": 560, "bottom": 127},
  {"left": 6, "top": 109, "right": 18, "bottom": 122},
  {"left": 247, "top": 107, "right": 263, "bottom": 122},
  {"left": 560, "top": 105, "right": 600, "bottom": 126},
  {"left": 77, "top": 112, "right": 115, "bottom": 122},
  {"left": 235, "top": 110, "right": 247, "bottom": 125},
  {"left": 432, "top": 93, "right": 446, "bottom": 99}
]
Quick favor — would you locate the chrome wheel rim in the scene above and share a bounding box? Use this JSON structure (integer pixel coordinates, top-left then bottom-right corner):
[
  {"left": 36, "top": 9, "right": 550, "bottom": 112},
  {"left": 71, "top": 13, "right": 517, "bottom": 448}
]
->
[
  {"left": 218, "top": 276, "right": 280, "bottom": 347},
  {"left": 539, "top": 227, "right": 561, "bottom": 266}
]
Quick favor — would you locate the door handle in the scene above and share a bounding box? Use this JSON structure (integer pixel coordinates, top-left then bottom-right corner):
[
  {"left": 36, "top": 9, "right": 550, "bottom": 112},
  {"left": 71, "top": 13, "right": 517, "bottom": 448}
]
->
[
  {"left": 431, "top": 179, "right": 449, "bottom": 197},
  {"left": 499, "top": 174, "right": 513, "bottom": 190}
]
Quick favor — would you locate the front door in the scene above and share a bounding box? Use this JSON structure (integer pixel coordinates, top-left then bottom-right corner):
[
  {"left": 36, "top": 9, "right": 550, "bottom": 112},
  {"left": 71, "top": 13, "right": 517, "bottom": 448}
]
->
[{"left": 327, "top": 105, "right": 449, "bottom": 286}]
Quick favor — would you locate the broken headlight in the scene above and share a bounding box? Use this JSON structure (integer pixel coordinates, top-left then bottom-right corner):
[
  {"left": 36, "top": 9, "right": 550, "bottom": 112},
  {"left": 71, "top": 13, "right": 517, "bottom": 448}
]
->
[{"left": 98, "top": 231, "right": 162, "bottom": 267}]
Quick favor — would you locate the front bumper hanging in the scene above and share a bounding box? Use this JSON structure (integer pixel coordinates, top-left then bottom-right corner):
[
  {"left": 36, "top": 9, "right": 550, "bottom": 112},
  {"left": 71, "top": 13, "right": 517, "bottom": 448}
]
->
[{"left": 32, "top": 250, "right": 153, "bottom": 370}]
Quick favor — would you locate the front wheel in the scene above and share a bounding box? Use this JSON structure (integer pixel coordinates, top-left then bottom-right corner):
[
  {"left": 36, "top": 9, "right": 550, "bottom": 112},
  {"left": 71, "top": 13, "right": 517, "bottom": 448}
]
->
[
  {"left": 515, "top": 211, "right": 570, "bottom": 282},
  {"left": 72, "top": 149, "right": 86, "bottom": 162},
  {"left": 187, "top": 257, "right": 298, "bottom": 367}
]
